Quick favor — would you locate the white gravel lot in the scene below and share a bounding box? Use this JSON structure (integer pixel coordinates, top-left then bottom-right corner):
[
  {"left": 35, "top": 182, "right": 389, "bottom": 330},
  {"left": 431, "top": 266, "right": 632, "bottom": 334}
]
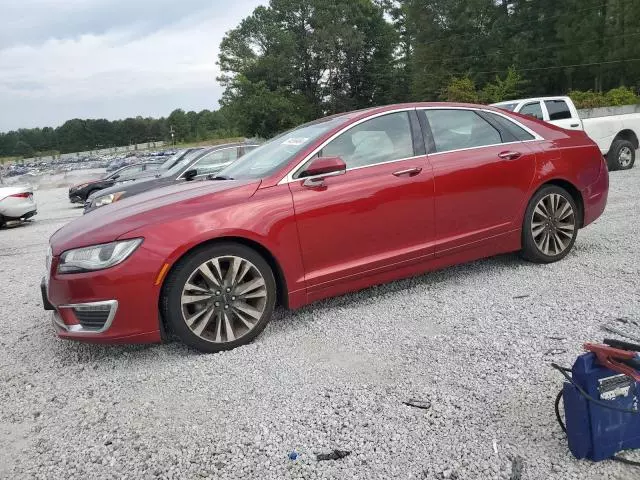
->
[{"left": 0, "top": 167, "right": 639, "bottom": 480}]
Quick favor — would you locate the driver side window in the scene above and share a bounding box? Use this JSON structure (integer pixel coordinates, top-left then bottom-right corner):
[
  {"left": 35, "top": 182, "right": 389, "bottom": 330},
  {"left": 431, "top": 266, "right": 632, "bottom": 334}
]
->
[{"left": 320, "top": 111, "right": 414, "bottom": 169}]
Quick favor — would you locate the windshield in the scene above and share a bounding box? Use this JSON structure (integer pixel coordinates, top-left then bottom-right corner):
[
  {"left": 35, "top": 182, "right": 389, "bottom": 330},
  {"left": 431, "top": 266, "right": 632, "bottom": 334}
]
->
[
  {"left": 218, "top": 115, "right": 350, "bottom": 180},
  {"left": 161, "top": 150, "right": 205, "bottom": 177},
  {"left": 159, "top": 151, "right": 187, "bottom": 171}
]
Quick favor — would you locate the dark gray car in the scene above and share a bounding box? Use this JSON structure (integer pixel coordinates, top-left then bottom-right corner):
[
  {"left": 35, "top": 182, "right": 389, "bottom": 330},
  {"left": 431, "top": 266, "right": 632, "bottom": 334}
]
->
[{"left": 84, "top": 143, "right": 259, "bottom": 213}]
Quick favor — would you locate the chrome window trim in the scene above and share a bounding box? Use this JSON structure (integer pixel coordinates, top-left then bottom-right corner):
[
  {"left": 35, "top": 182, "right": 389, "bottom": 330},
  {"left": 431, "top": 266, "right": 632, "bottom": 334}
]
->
[
  {"left": 426, "top": 139, "right": 541, "bottom": 157},
  {"left": 278, "top": 106, "right": 544, "bottom": 184},
  {"left": 53, "top": 300, "right": 118, "bottom": 334},
  {"left": 177, "top": 146, "right": 247, "bottom": 181}
]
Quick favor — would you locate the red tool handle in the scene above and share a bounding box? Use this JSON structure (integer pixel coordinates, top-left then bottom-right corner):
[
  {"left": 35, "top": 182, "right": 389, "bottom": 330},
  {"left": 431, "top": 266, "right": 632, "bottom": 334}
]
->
[{"left": 584, "top": 343, "right": 640, "bottom": 382}]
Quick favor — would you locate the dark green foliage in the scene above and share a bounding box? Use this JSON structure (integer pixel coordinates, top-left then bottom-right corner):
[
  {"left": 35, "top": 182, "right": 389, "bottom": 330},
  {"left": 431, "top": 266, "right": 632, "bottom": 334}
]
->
[{"left": 0, "top": 108, "right": 238, "bottom": 158}]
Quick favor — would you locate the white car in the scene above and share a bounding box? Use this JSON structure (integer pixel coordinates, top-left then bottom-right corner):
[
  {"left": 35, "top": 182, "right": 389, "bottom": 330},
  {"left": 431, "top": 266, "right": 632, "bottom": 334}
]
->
[
  {"left": 0, "top": 186, "right": 37, "bottom": 227},
  {"left": 491, "top": 96, "right": 640, "bottom": 171}
]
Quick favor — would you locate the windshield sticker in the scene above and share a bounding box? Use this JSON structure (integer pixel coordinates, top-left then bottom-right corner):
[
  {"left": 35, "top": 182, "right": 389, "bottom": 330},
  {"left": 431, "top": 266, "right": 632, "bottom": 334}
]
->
[{"left": 282, "top": 137, "right": 308, "bottom": 146}]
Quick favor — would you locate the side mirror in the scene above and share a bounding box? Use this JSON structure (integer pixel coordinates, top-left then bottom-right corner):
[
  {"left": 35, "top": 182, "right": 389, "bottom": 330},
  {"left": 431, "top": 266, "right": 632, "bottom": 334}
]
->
[
  {"left": 183, "top": 169, "right": 198, "bottom": 181},
  {"left": 300, "top": 156, "right": 346, "bottom": 179}
]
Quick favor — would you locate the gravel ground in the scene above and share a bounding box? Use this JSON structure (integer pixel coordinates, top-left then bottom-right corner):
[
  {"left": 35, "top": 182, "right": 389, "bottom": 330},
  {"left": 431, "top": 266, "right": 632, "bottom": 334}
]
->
[{"left": 0, "top": 166, "right": 639, "bottom": 480}]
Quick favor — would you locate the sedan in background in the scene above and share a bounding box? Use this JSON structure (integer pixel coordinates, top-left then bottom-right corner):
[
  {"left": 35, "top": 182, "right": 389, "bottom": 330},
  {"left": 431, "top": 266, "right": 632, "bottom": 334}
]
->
[
  {"left": 43, "top": 103, "right": 608, "bottom": 353},
  {"left": 83, "top": 143, "right": 258, "bottom": 213},
  {"left": 68, "top": 161, "right": 163, "bottom": 204},
  {"left": 0, "top": 186, "right": 37, "bottom": 227}
]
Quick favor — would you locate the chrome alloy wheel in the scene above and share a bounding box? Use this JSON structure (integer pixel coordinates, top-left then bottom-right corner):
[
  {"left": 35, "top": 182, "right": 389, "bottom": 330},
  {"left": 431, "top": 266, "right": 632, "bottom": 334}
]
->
[
  {"left": 180, "top": 256, "right": 267, "bottom": 343},
  {"left": 531, "top": 193, "right": 576, "bottom": 257},
  {"left": 618, "top": 146, "right": 634, "bottom": 168}
]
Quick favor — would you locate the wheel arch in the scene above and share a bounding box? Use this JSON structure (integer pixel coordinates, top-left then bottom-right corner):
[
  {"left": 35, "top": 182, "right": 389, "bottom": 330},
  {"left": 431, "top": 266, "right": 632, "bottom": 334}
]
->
[
  {"left": 535, "top": 179, "right": 585, "bottom": 228},
  {"left": 613, "top": 129, "right": 639, "bottom": 150},
  {"left": 160, "top": 235, "right": 289, "bottom": 309}
]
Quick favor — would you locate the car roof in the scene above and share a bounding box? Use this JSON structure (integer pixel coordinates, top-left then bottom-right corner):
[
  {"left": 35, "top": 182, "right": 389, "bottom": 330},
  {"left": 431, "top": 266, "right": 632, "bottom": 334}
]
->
[{"left": 491, "top": 96, "right": 571, "bottom": 106}]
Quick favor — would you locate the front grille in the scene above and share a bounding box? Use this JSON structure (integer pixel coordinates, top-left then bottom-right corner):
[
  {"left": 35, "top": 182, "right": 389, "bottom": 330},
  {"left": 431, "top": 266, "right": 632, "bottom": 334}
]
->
[{"left": 73, "top": 308, "right": 110, "bottom": 329}]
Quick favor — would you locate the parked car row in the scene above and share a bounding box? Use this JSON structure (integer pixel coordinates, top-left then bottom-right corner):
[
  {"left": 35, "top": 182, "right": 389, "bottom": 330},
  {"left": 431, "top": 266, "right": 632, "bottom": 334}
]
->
[
  {"left": 42, "top": 102, "right": 608, "bottom": 354},
  {"left": 84, "top": 143, "right": 259, "bottom": 212},
  {"left": 68, "top": 161, "right": 164, "bottom": 204}
]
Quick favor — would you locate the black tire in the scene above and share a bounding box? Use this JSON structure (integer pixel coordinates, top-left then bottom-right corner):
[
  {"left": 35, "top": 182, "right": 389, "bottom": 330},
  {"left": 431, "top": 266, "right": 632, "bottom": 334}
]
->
[
  {"left": 0, "top": 215, "right": 4, "bottom": 228},
  {"left": 521, "top": 185, "right": 579, "bottom": 264},
  {"left": 160, "top": 242, "right": 277, "bottom": 353},
  {"left": 607, "top": 139, "right": 636, "bottom": 171}
]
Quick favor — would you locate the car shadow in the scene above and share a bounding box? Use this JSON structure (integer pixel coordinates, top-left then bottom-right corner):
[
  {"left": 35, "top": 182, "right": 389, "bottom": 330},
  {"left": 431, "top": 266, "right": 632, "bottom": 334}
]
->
[
  {"left": 46, "top": 252, "right": 543, "bottom": 363},
  {"left": 0, "top": 219, "right": 34, "bottom": 230}
]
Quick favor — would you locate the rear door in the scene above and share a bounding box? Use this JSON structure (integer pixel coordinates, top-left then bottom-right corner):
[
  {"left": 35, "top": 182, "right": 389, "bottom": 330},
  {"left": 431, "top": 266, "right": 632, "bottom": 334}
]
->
[
  {"left": 420, "top": 108, "right": 539, "bottom": 255},
  {"left": 543, "top": 99, "right": 582, "bottom": 130}
]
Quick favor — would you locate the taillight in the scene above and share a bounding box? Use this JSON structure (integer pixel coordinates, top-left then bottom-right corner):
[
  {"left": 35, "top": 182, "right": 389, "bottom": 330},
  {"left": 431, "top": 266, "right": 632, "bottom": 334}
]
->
[{"left": 10, "top": 192, "right": 31, "bottom": 198}]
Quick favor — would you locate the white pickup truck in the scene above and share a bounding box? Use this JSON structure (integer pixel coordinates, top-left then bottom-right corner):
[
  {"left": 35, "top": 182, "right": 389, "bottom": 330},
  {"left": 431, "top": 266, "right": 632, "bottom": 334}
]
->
[{"left": 491, "top": 96, "right": 639, "bottom": 171}]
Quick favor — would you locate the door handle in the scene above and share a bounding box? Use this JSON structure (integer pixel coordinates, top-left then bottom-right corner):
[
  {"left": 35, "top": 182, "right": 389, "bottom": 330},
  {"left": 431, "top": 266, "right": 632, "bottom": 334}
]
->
[
  {"left": 570, "top": 123, "right": 580, "bottom": 128},
  {"left": 392, "top": 167, "right": 422, "bottom": 177},
  {"left": 498, "top": 151, "right": 522, "bottom": 160}
]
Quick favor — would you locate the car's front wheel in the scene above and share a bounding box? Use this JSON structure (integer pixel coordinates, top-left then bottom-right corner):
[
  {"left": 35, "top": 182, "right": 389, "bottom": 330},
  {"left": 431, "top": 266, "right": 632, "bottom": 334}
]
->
[
  {"left": 521, "top": 185, "right": 578, "bottom": 264},
  {"left": 161, "top": 243, "right": 277, "bottom": 353}
]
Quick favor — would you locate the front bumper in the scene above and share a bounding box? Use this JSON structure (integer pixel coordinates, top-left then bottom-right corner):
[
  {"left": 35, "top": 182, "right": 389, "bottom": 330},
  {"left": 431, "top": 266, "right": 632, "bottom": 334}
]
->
[{"left": 42, "top": 245, "right": 164, "bottom": 344}]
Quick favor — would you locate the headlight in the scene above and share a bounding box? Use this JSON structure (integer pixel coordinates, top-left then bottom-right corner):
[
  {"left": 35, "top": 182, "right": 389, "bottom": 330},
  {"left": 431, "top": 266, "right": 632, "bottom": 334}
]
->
[
  {"left": 93, "top": 191, "right": 125, "bottom": 207},
  {"left": 58, "top": 239, "right": 143, "bottom": 273}
]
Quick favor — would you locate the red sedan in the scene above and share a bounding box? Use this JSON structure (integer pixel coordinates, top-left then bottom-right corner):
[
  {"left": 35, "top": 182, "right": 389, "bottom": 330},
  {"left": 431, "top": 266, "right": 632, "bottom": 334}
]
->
[{"left": 42, "top": 103, "right": 609, "bottom": 353}]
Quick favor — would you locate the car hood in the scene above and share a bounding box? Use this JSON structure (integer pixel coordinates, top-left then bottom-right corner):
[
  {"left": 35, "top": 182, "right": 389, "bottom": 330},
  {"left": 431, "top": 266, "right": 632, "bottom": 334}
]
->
[
  {"left": 50, "top": 179, "right": 261, "bottom": 255},
  {"left": 71, "top": 179, "right": 103, "bottom": 189},
  {"left": 87, "top": 175, "right": 172, "bottom": 201}
]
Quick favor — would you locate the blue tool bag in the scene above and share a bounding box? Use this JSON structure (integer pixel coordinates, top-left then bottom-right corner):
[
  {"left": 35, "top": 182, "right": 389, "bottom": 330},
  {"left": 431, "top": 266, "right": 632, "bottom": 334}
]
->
[{"left": 560, "top": 352, "right": 640, "bottom": 462}]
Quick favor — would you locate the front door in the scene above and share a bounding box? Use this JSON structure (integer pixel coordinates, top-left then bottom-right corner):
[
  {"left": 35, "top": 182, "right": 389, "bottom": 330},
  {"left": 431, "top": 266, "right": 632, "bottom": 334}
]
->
[{"left": 288, "top": 110, "right": 435, "bottom": 291}]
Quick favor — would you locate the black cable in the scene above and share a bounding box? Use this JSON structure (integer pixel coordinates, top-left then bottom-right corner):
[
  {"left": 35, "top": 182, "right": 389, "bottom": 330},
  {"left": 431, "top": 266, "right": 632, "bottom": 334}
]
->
[
  {"left": 555, "top": 390, "right": 567, "bottom": 434},
  {"left": 551, "top": 363, "right": 640, "bottom": 415},
  {"left": 613, "top": 456, "right": 640, "bottom": 467}
]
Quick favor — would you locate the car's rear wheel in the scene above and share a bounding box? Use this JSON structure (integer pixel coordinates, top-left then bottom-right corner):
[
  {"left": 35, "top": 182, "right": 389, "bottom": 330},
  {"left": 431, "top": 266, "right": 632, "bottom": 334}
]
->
[
  {"left": 521, "top": 185, "right": 578, "bottom": 264},
  {"left": 607, "top": 139, "right": 636, "bottom": 171},
  {"left": 161, "top": 243, "right": 276, "bottom": 353}
]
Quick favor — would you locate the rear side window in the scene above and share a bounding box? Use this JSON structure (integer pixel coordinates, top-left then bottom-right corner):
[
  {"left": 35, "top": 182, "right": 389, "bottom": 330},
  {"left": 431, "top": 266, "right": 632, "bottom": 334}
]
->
[
  {"left": 520, "top": 102, "right": 544, "bottom": 120},
  {"left": 424, "top": 109, "right": 502, "bottom": 153},
  {"left": 486, "top": 113, "right": 535, "bottom": 141},
  {"left": 544, "top": 100, "right": 572, "bottom": 120}
]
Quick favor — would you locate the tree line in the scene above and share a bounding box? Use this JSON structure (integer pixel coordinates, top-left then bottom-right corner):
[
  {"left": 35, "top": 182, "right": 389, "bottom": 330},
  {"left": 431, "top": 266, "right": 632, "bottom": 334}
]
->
[
  {"left": 3, "top": 0, "right": 640, "bottom": 157},
  {"left": 0, "top": 109, "right": 234, "bottom": 159}
]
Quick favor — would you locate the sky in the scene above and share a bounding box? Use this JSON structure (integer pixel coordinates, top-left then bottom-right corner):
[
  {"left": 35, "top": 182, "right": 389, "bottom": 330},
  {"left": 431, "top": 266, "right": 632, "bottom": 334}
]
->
[{"left": 0, "top": 0, "right": 266, "bottom": 132}]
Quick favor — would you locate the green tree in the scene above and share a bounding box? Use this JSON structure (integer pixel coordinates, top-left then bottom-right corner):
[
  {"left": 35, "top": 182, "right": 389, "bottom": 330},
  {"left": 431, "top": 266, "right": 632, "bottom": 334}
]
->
[
  {"left": 481, "top": 67, "right": 528, "bottom": 103},
  {"left": 14, "top": 140, "right": 34, "bottom": 158},
  {"left": 442, "top": 77, "right": 479, "bottom": 103},
  {"left": 218, "top": 0, "right": 398, "bottom": 137},
  {"left": 167, "top": 109, "right": 190, "bottom": 143}
]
